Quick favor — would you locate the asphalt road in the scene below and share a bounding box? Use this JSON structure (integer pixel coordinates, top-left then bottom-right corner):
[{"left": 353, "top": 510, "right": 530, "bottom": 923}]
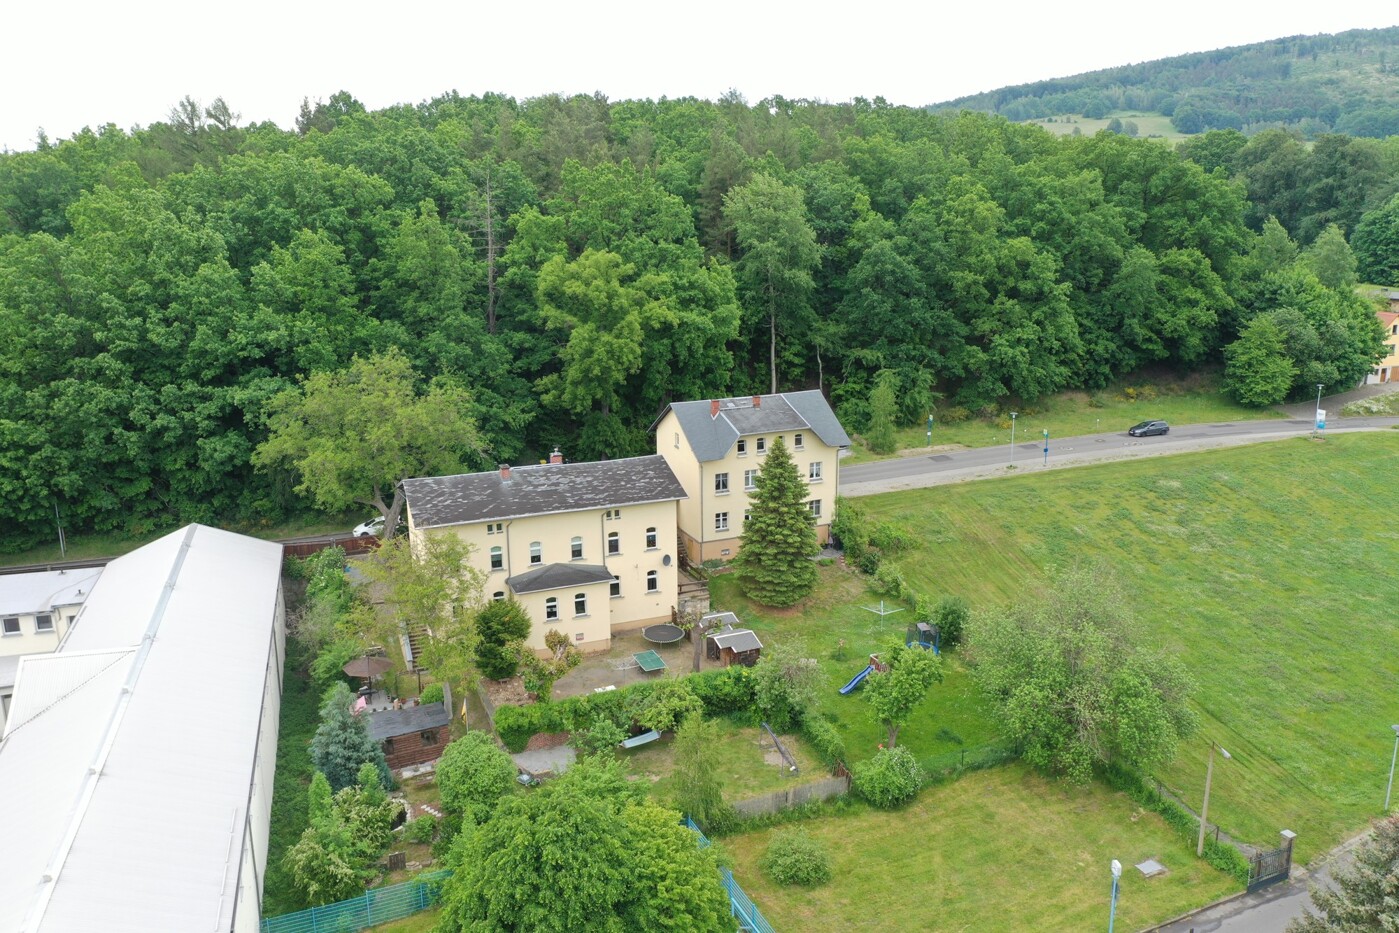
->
[{"left": 838, "top": 416, "right": 1399, "bottom": 497}]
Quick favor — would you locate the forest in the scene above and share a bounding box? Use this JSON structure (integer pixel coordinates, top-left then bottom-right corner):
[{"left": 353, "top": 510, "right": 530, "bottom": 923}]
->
[
  {"left": 936, "top": 26, "right": 1399, "bottom": 138},
  {"left": 0, "top": 90, "right": 1396, "bottom": 549}
]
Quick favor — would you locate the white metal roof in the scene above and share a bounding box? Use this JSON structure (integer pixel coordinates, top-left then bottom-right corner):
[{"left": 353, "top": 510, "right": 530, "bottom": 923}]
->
[
  {"left": 0, "top": 524, "right": 283, "bottom": 933},
  {"left": 0, "top": 568, "right": 102, "bottom": 617}
]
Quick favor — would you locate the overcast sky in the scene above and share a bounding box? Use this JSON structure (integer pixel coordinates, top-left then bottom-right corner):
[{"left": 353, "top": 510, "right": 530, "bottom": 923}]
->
[{"left": 3, "top": 1, "right": 1395, "bottom": 151}]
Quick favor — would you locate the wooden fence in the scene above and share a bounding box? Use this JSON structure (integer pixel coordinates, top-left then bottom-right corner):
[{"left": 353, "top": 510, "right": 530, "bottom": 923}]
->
[
  {"left": 731, "top": 773, "right": 851, "bottom": 819},
  {"left": 281, "top": 535, "right": 379, "bottom": 559}
]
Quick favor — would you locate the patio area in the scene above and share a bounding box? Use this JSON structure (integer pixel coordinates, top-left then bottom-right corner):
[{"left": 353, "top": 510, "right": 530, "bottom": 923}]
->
[{"left": 552, "top": 627, "right": 728, "bottom": 699}]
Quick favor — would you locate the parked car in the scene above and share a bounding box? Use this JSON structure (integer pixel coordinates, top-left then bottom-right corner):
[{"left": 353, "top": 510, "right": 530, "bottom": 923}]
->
[
  {"left": 352, "top": 515, "right": 406, "bottom": 538},
  {"left": 1127, "top": 420, "right": 1170, "bottom": 437}
]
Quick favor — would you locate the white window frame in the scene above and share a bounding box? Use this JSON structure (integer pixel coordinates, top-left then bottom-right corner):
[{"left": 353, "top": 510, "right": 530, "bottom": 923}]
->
[
  {"left": 607, "top": 531, "right": 620, "bottom": 555},
  {"left": 486, "top": 522, "right": 503, "bottom": 535},
  {"left": 574, "top": 593, "right": 588, "bottom": 617},
  {"left": 530, "top": 541, "right": 542, "bottom": 565},
  {"left": 489, "top": 546, "right": 503, "bottom": 571},
  {"left": 571, "top": 536, "right": 584, "bottom": 560},
  {"left": 545, "top": 597, "right": 559, "bottom": 621},
  {"left": 736, "top": 438, "right": 747, "bottom": 456},
  {"left": 809, "top": 462, "right": 823, "bottom": 482},
  {"left": 646, "top": 570, "right": 659, "bottom": 593},
  {"left": 714, "top": 472, "right": 729, "bottom": 494},
  {"left": 744, "top": 469, "right": 758, "bottom": 490},
  {"left": 715, "top": 512, "right": 729, "bottom": 532},
  {"left": 610, "top": 575, "right": 621, "bottom": 598},
  {"left": 34, "top": 613, "right": 54, "bottom": 633},
  {"left": 807, "top": 499, "right": 822, "bottom": 519},
  {"left": 756, "top": 437, "right": 767, "bottom": 455},
  {"left": 645, "top": 527, "right": 658, "bottom": 550},
  {"left": 2, "top": 617, "right": 19, "bottom": 636},
  {"left": 492, "top": 591, "right": 506, "bottom": 601},
  {"left": 794, "top": 432, "right": 804, "bottom": 449}
]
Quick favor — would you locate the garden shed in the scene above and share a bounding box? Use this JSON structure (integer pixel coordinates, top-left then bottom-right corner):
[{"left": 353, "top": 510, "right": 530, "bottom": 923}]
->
[
  {"left": 706, "top": 627, "right": 763, "bottom": 667},
  {"left": 365, "top": 702, "right": 451, "bottom": 770}
]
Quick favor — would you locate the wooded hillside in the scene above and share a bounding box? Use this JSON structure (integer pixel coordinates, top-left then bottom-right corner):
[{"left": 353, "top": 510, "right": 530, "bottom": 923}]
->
[{"left": 0, "top": 92, "right": 1393, "bottom": 547}]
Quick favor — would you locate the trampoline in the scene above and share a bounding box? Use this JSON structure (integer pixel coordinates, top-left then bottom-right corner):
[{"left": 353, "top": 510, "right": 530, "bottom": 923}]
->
[{"left": 641, "top": 623, "right": 685, "bottom": 645}]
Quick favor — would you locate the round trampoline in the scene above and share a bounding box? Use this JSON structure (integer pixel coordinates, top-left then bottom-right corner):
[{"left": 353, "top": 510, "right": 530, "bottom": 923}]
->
[{"left": 641, "top": 623, "right": 685, "bottom": 645}]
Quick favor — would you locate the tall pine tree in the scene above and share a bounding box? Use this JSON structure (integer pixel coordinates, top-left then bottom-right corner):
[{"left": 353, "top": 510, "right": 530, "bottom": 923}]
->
[{"left": 732, "top": 436, "right": 818, "bottom": 606}]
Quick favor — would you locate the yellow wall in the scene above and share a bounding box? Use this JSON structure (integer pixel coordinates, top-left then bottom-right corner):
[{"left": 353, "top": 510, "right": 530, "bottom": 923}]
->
[
  {"left": 0, "top": 606, "right": 80, "bottom": 658},
  {"left": 409, "top": 497, "right": 679, "bottom": 652},
  {"left": 659, "top": 416, "right": 841, "bottom": 563},
  {"left": 511, "top": 582, "right": 613, "bottom": 654}
]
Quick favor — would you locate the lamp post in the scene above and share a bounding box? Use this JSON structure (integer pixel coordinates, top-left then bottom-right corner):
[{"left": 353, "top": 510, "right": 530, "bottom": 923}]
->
[
  {"left": 1108, "top": 859, "right": 1122, "bottom": 933},
  {"left": 1043, "top": 429, "right": 1050, "bottom": 467},
  {"left": 1385, "top": 724, "right": 1399, "bottom": 811},
  {"left": 1197, "top": 742, "right": 1232, "bottom": 857},
  {"left": 1314, "top": 384, "right": 1324, "bottom": 436},
  {"left": 1009, "top": 412, "right": 1018, "bottom": 467}
]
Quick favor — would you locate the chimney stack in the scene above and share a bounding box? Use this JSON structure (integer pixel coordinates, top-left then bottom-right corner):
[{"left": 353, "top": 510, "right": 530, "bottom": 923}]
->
[
  {"left": 710, "top": 399, "right": 720, "bottom": 418},
  {"left": 499, "top": 464, "right": 511, "bottom": 480},
  {"left": 549, "top": 447, "right": 564, "bottom": 465},
  {"left": 752, "top": 395, "right": 762, "bottom": 408}
]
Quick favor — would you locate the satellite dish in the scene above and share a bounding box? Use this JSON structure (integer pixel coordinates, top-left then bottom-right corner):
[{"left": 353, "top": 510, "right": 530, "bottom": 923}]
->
[{"left": 663, "top": 554, "right": 672, "bottom": 566}]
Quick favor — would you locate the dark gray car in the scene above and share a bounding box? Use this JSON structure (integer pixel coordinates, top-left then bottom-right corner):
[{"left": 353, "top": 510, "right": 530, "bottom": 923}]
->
[{"left": 1128, "top": 420, "right": 1169, "bottom": 437}]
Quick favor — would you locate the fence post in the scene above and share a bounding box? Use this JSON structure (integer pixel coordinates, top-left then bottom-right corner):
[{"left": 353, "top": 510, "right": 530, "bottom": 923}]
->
[{"left": 310, "top": 904, "right": 318, "bottom": 933}]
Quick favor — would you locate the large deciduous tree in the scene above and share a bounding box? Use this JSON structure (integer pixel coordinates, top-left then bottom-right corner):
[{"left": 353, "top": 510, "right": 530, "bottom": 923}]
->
[
  {"left": 967, "top": 565, "right": 1198, "bottom": 784},
  {"left": 436, "top": 757, "right": 731, "bottom": 933},
  {"left": 252, "top": 348, "right": 484, "bottom": 535},
  {"left": 1224, "top": 314, "right": 1298, "bottom": 407},
  {"left": 732, "top": 436, "right": 819, "bottom": 607},
  {"left": 724, "top": 173, "right": 821, "bottom": 392}
]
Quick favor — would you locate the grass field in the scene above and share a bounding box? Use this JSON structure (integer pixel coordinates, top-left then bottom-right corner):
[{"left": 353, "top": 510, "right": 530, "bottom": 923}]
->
[
  {"left": 709, "top": 571, "right": 1002, "bottom": 767},
  {"left": 620, "top": 719, "right": 825, "bottom": 802},
  {"left": 843, "top": 377, "right": 1283, "bottom": 464},
  {"left": 726, "top": 763, "right": 1238, "bottom": 932},
  {"left": 1023, "top": 110, "right": 1188, "bottom": 142},
  {"left": 862, "top": 433, "right": 1399, "bottom": 862}
]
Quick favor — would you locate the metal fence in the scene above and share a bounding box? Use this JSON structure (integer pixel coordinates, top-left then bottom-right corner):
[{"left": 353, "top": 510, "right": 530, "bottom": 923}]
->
[
  {"left": 260, "top": 871, "right": 451, "bottom": 933},
  {"left": 685, "top": 817, "right": 777, "bottom": 933}
]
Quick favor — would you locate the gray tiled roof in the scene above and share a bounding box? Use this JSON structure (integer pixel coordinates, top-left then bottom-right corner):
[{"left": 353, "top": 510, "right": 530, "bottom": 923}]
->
[
  {"left": 654, "top": 391, "right": 852, "bottom": 462},
  {"left": 709, "top": 629, "right": 763, "bottom": 653},
  {"left": 364, "top": 702, "right": 451, "bottom": 741},
  {"left": 403, "top": 455, "right": 686, "bottom": 528},
  {"left": 506, "top": 563, "right": 614, "bottom": 595}
]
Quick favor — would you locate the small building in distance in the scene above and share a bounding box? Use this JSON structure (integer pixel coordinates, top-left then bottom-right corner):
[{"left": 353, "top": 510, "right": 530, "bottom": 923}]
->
[
  {"left": 365, "top": 703, "right": 451, "bottom": 770},
  {"left": 0, "top": 567, "right": 102, "bottom": 731},
  {"left": 653, "top": 391, "right": 851, "bottom": 564},
  {"left": 1365, "top": 308, "right": 1399, "bottom": 384},
  {"left": 403, "top": 453, "right": 686, "bottom": 655},
  {"left": 702, "top": 611, "right": 764, "bottom": 667}
]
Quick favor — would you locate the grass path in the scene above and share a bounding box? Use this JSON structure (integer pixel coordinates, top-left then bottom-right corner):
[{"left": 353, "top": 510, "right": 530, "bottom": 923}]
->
[{"left": 863, "top": 433, "right": 1399, "bottom": 862}]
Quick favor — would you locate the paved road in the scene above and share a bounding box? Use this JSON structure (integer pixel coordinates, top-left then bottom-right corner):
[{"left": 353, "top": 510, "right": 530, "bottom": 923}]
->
[{"left": 838, "top": 416, "right": 1399, "bottom": 497}]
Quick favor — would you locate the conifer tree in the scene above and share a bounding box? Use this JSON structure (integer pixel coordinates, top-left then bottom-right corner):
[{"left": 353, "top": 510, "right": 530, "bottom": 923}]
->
[{"left": 732, "top": 436, "right": 818, "bottom": 606}]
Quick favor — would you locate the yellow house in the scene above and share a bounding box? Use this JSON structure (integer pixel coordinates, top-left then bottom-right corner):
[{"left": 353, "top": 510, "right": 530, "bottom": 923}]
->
[
  {"left": 652, "top": 392, "right": 852, "bottom": 564},
  {"left": 1365, "top": 310, "right": 1399, "bottom": 384},
  {"left": 402, "top": 455, "right": 686, "bottom": 654}
]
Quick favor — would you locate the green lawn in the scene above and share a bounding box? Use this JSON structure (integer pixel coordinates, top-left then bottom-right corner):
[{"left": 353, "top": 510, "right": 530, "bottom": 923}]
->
[
  {"left": 863, "top": 433, "right": 1399, "bottom": 863},
  {"left": 1022, "top": 110, "right": 1188, "bottom": 141},
  {"left": 843, "top": 376, "right": 1283, "bottom": 464},
  {"left": 726, "top": 763, "right": 1238, "bottom": 932},
  {"left": 709, "top": 570, "right": 1003, "bottom": 767},
  {"left": 619, "top": 719, "right": 826, "bottom": 803}
]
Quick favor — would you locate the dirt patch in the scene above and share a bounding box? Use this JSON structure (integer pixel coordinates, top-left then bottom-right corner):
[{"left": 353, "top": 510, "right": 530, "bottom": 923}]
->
[
  {"left": 895, "top": 443, "right": 968, "bottom": 457},
  {"left": 525, "top": 731, "right": 570, "bottom": 752},
  {"left": 481, "top": 676, "right": 531, "bottom": 707}
]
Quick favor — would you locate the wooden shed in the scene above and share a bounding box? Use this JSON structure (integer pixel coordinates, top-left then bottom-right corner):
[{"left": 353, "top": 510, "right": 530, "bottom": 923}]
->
[
  {"left": 365, "top": 702, "right": 451, "bottom": 770},
  {"left": 706, "top": 628, "right": 763, "bottom": 667}
]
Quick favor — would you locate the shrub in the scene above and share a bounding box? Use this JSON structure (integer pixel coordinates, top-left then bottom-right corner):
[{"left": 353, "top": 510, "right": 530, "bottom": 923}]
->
[
  {"left": 798, "top": 714, "right": 846, "bottom": 766},
  {"left": 759, "top": 829, "right": 833, "bottom": 886},
  {"left": 493, "top": 703, "right": 566, "bottom": 753},
  {"left": 689, "top": 666, "right": 757, "bottom": 717},
  {"left": 637, "top": 678, "right": 704, "bottom": 733},
  {"left": 939, "top": 406, "right": 970, "bottom": 424},
  {"left": 404, "top": 814, "right": 437, "bottom": 844},
  {"left": 995, "top": 417, "right": 1012, "bottom": 430},
  {"left": 570, "top": 718, "right": 628, "bottom": 757},
  {"left": 869, "top": 521, "right": 912, "bottom": 552},
  {"left": 927, "top": 594, "right": 970, "bottom": 648},
  {"left": 475, "top": 598, "right": 532, "bottom": 680},
  {"left": 852, "top": 746, "right": 925, "bottom": 809},
  {"left": 435, "top": 732, "right": 517, "bottom": 817},
  {"left": 752, "top": 641, "right": 823, "bottom": 733},
  {"left": 309, "top": 638, "right": 361, "bottom": 691},
  {"left": 419, "top": 683, "right": 445, "bottom": 706}
]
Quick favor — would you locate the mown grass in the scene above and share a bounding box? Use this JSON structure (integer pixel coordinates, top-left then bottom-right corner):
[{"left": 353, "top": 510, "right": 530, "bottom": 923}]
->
[
  {"left": 843, "top": 377, "right": 1282, "bottom": 464},
  {"left": 1023, "top": 110, "right": 1188, "bottom": 141},
  {"left": 709, "top": 570, "right": 1002, "bottom": 767},
  {"left": 619, "top": 719, "right": 825, "bottom": 802},
  {"left": 863, "top": 433, "right": 1399, "bottom": 863},
  {"left": 725, "top": 763, "right": 1238, "bottom": 932}
]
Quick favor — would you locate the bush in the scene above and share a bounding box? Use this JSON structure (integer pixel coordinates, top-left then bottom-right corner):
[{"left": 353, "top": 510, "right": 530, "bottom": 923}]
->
[
  {"left": 493, "top": 703, "right": 566, "bottom": 753},
  {"left": 309, "top": 638, "right": 361, "bottom": 691},
  {"left": 689, "top": 666, "right": 758, "bottom": 717},
  {"left": 927, "top": 594, "right": 970, "bottom": 648},
  {"left": 570, "top": 718, "right": 628, "bottom": 757},
  {"left": 798, "top": 714, "right": 846, "bottom": 766},
  {"left": 852, "top": 746, "right": 924, "bottom": 809},
  {"left": 475, "top": 598, "right": 532, "bottom": 680},
  {"left": 419, "top": 683, "right": 445, "bottom": 706},
  {"left": 403, "top": 814, "right": 437, "bottom": 844},
  {"left": 939, "top": 406, "right": 970, "bottom": 424},
  {"left": 435, "top": 732, "right": 518, "bottom": 816},
  {"left": 637, "top": 678, "right": 704, "bottom": 733},
  {"left": 759, "top": 829, "right": 833, "bottom": 886}
]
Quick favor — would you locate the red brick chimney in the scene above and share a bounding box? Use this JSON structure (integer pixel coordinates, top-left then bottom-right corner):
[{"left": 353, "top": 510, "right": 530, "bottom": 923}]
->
[
  {"left": 549, "top": 447, "right": 564, "bottom": 465},
  {"left": 499, "top": 464, "right": 511, "bottom": 480},
  {"left": 752, "top": 395, "right": 762, "bottom": 408},
  {"left": 710, "top": 399, "right": 720, "bottom": 418}
]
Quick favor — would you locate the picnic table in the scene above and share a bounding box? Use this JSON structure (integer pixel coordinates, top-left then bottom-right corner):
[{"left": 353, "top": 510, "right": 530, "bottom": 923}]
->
[{"left": 633, "top": 649, "right": 667, "bottom": 673}]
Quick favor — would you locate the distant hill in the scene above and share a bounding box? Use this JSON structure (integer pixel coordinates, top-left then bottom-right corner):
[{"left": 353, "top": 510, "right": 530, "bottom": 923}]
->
[{"left": 932, "top": 26, "right": 1399, "bottom": 138}]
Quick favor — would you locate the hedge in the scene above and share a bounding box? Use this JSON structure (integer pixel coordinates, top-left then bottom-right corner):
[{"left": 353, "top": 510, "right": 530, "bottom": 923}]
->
[{"left": 491, "top": 665, "right": 759, "bottom": 752}]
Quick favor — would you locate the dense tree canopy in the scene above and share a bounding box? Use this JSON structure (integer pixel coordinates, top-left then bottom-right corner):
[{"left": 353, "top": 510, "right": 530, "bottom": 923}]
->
[{"left": 1, "top": 91, "right": 1396, "bottom": 546}]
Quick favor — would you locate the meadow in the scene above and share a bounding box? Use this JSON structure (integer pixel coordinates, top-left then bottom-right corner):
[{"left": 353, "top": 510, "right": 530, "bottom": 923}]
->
[{"left": 863, "top": 432, "right": 1399, "bottom": 862}]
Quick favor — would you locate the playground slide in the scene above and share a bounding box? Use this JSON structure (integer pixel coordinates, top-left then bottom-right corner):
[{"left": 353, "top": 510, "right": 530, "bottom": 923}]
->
[{"left": 839, "top": 665, "right": 875, "bottom": 695}]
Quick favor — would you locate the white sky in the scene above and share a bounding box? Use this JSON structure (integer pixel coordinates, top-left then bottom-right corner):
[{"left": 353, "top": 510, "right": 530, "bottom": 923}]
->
[{"left": 3, "top": 1, "right": 1396, "bottom": 152}]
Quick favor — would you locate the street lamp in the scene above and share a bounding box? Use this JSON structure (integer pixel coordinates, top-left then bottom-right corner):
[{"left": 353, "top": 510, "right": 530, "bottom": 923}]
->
[
  {"left": 1108, "top": 859, "right": 1122, "bottom": 933},
  {"left": 1197, "top": 742, "right": 1232, "bottom": 857},
  {"left": 1385, "top": 724, "right": 1399, "bottom": 811},
  {"left": 1314, "top": 384, "right": 1325, "bottom": 435},
  {"left": 1009, "top": 412, "right": 1018, "bottom": 467}
]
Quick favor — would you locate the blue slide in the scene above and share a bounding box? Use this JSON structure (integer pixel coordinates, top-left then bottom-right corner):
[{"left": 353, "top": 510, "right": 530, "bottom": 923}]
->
[{"left": 839, "top": 665, "right": 875, "bottom": 695}]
